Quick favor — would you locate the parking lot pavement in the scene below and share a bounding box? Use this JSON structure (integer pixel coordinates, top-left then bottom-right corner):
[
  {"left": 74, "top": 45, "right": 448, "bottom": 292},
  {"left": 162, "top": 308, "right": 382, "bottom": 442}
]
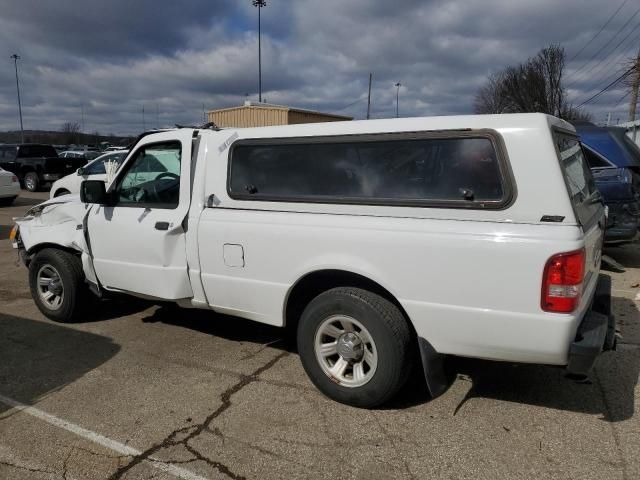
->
[{"left": 1, "top": 191, "right": 639, "bottom": 480}]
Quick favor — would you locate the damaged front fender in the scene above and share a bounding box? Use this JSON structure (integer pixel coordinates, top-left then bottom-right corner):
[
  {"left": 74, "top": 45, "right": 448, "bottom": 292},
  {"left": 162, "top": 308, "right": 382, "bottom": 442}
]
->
[{"left": 14, "top": 195, "right": 98, "bottom": 285}]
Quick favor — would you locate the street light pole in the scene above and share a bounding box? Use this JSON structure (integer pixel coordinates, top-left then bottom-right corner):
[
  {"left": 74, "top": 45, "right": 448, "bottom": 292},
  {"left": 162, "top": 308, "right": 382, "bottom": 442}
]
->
[
  {"left": 11, "top": 54, "right": 24, "bottom": 143},
  {"left": 395, "top": 82, "right": 401, "bottom": 118},
  {"left": 252, "top": 0, "right": 266, "bottom": 102}
]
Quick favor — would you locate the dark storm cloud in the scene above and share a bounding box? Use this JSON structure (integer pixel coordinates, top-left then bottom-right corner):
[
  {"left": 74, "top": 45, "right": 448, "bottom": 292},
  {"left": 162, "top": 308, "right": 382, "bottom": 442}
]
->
[
  {"left": 0, "top": 0, "right": 637, "bottom": 135},
  {"left": 0, "top": 0, "right": 238, "bottom": 61}
]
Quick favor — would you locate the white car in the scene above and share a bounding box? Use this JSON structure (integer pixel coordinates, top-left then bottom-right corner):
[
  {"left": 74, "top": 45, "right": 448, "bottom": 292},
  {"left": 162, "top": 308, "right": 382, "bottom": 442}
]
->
[
  {"left": 50, "top": 151, "right": 128, "bottom": 198},
  {"left": 0, "top": 166, "right": 20, "bottom": 205},
  {"left": 12, "top": 114, "right": 614, "bottom": 408},
  {"left": 59, "top": 150, "right": 101, "bottom": 161}
]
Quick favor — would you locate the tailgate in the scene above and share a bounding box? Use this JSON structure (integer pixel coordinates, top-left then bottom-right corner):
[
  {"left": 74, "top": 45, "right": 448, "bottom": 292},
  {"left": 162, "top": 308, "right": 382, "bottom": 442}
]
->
[{"left": 554, "top": 132, "right": 605, "bottom": 294}]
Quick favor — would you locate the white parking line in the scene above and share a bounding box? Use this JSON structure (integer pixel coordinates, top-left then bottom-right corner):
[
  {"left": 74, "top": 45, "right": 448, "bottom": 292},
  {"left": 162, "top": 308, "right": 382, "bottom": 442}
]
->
[{"left": 0, "top": 393, "right": 209, "bottom": 480}]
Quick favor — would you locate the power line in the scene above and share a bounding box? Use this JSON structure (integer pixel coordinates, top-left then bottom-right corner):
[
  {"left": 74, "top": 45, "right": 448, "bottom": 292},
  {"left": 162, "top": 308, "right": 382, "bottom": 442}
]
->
[
  {"left": 612, "top": 89, "right": 632, "bottom": 109},
  {"left": 570, "top": 22, "right": 640, "bottom": 87},
  {"left": 334, "top": 96, "right": 366, "bottom": 112},
  {"left": 577, "top": 65, "right": 636, "bottom": 107},
  {"left": 567, "top": 6, "right": 640, "bottom": 83},
  {"left": 567, "top": 20, "right": 640, "bottom": 89},
  {"left": 568, "top": 0, "right": 629, "bottom": 62}
]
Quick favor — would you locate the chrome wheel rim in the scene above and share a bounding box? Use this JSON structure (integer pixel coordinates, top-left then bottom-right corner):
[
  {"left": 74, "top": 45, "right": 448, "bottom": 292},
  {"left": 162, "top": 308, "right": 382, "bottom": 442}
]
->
[
  {"left": 25, "top": 177, "right": 35, "bottom": 190},
  {"left": 314, "top": 315, "right": 378, "bottom": 388},
  {"left": 36, "top": 264, "right": 64, "bottom": 310}
]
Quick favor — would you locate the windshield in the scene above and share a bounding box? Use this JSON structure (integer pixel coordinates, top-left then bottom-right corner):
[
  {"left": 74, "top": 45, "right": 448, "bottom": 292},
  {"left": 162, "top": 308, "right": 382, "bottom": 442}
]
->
[{"left": 17, "top": 145, "right": 58, "bottom": 158}]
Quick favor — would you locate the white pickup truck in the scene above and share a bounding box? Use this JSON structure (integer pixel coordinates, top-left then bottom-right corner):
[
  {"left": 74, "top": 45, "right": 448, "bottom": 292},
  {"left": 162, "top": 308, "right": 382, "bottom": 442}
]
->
[{"left": 11, "top": 113, "right": 616, "bottom": 407}]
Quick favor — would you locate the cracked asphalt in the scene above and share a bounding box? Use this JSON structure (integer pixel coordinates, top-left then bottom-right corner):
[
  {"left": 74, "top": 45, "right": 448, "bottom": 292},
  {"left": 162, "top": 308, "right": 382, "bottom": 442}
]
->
[{"left": 1, "top": 191, "right": 639, "bottom": 480}]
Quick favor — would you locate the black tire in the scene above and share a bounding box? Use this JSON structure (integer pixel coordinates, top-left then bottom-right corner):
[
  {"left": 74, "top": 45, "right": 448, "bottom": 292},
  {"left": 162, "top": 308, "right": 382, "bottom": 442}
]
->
[
  {"left": 23, "top": 172, "right": 40, "bottom": 192},
  {"left": 297, "top": 287, "right": 413, "bottom": 408},
  {"left": 53, "top": 188, "right": 70, "bottom": 198},
  {"left": 0, "top": 196, "right": 16, "bottom": 206},
  {"left": 28, "top": 248, "right": 86, "bottom": 323}
]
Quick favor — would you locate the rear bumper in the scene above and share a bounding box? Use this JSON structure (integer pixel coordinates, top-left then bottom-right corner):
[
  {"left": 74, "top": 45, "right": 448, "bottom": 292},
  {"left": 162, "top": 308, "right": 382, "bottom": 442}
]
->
[{"left": 566, "top": 274, "right": 616, "bottom": 376}]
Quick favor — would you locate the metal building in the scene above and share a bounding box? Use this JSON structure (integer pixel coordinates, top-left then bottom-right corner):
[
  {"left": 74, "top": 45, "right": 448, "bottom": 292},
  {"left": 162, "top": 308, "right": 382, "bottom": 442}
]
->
[{"left": 207, "top": 101, "right": 352, "bottom": 128}]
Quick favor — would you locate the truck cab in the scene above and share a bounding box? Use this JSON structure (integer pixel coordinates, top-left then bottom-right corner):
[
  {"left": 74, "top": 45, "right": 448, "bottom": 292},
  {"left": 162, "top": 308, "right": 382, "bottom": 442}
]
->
[{"left": 11, "top": 114, "right": 615, "bottom": 408}]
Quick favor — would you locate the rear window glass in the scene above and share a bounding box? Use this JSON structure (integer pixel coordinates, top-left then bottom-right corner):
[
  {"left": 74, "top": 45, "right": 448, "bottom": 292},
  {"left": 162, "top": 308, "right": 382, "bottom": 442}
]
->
[
  {"left": 229, "top": 136, "right": 509, "bottom": 207},
  {"left": 555, "top": 133, "right": 600, "bottom": 226},
  {"left": 17, "top": 145, "right": 58, "bottom": 158}
]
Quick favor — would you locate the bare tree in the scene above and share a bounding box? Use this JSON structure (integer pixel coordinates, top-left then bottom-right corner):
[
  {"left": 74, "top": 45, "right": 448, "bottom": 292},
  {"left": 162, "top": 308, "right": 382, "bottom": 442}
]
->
[
  {"left": 61, "top": 122, "right": 81, "bottom": 144},
  {"left": 473, "top": 72, "right": 510, "bottom": 114},
  {"left": 474, "top": 44, "right": 590, "bottom": 121}
]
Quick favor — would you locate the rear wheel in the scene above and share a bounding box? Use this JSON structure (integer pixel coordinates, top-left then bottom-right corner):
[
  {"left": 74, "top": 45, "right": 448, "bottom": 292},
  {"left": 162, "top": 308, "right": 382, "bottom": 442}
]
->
[
  {"left": 23, "top": 172, "right": 39, "bottom": 192},
  {"left": 297, "top": 287, "right": 413, "bottom": 408},
  {"left": 28, "top": 249, "right": 86, "bottom": 322}
]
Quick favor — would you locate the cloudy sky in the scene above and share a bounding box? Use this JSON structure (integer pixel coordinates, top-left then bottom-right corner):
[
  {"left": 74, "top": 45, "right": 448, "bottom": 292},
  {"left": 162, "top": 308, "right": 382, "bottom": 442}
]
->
[{"left": 0, "top": 0, "right": 638, "bottom": 135}]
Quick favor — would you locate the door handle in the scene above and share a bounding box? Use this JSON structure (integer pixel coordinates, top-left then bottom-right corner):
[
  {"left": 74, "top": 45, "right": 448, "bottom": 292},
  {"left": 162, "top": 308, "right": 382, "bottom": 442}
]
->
[{"left": 155, "top": 221, "right": 170, "bottom": 231}]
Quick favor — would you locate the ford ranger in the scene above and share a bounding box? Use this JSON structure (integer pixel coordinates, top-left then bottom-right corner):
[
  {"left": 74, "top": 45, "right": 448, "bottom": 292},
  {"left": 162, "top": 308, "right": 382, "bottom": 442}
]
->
[{"left": 10, "top": 114, "right": 616, "bottom": 407}]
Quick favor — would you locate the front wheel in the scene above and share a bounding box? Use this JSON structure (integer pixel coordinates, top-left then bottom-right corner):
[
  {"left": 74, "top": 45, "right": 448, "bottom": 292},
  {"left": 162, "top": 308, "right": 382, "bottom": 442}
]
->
[
  {"left": 297, "top": 287, "right": 413, "bottom": 408},
  {"left": 28, "top": 248, "right": 86, "bottom": 322}
]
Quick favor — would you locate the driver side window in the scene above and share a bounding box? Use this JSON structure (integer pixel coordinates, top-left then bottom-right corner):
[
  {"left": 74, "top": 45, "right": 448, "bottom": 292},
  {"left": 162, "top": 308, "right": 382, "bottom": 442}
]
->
[{"left": 114, "top": 141, "right": 181, "bottom": 209}]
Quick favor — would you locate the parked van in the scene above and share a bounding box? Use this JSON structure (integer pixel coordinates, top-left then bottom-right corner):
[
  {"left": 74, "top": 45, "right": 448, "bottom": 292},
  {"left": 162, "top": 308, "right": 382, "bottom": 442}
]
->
[{"left": 11, "top": 114, "right": 615, "bottom": 407}]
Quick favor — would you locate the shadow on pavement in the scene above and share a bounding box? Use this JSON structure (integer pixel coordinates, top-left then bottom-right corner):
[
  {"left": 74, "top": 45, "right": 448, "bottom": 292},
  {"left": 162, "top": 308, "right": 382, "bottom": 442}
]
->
[
  {"left": 448, "top": 294, "right": 638, "bottom": 422},
  {"left": 145, "top": 305, "right": 433, "bottom": 408},
  {"left": 142, "top": 305, "right": 293, "bottom": 351},
  {"left": 0, "top": 313, "right": 120, "bottom": 414},
  {"left": 76, "top": 295, "right": 153, "bottom": 323},
  {"left": 605, "top": 243, "right": 640, "bottom": 269},
  {"left": 130, "top": 298, "right": 640, "bottom": 416}
]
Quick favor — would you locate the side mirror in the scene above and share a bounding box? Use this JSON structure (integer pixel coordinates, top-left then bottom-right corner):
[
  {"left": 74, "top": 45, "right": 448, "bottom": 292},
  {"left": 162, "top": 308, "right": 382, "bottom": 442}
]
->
[
  {"left": 80, "top": 180, "right": 112, "bottom": 205},
  {"left": 77, "top": 167, "right": 84, "bottom": 176}
]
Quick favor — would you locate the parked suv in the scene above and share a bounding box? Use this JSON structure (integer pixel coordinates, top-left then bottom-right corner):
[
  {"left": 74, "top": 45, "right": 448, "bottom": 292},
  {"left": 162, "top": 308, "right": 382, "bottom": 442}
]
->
[
  {"left": 11, "top": 114, "right": 615, "bottom": 407},
  {"left": 0, "top": 144, "right": 88, "bottom": 191}
]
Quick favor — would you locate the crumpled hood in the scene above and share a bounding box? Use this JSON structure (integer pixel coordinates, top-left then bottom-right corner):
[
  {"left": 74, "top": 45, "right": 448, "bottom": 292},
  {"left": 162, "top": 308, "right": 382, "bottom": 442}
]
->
[
  {"left": 15, "top": 194, "right": 89, "bottom": 254},
  {"left": 20, "top": 193, "right": 82, "bottom": 218}
]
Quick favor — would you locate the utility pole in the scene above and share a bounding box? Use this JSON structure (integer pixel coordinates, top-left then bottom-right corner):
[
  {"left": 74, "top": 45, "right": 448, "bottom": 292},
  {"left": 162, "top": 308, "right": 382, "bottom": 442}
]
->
[
  {"left": 629, "top": 48, "right": 640, "bottom": 122},
  {"left": 395, "top": 82, "right": 401, "bottom": 118},
  {"left": 606, "top": 112, "right": 612, "bottom": 126},
  {"left": 156, "top": 103, "right": 159, "bottom": 128},
  {"left": 11, "top": 54, "right": 24, "bottom": 143},
  {"left": 366, "top": 73, "right": 372, "bottom": 119},
  {"left": 81, "top": 103, "right": 85, "bottom": 133},
  {"left": 253, "top": 0, "right": 267, "bottom": 102},
  {"left": 203, "top": 103, "right": 206, "bottom": 123},
  {"left": 142, "top": 105, "right": 146, "bottom": 132}
]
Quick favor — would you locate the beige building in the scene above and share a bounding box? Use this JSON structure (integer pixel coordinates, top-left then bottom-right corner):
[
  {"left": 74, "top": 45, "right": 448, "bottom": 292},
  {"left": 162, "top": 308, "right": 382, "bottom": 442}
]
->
[{"left": 207, "top": 101, "right": 352, "bottom": 128}]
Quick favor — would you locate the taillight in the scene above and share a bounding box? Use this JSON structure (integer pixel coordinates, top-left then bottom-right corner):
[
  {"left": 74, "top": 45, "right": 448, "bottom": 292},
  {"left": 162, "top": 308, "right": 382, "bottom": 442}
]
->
[
  {"left": 11, "top": 175, "right": 18, "bottom": 183},
  {"left": 541, "top": 249, "right": 585, "bottom": 313}
]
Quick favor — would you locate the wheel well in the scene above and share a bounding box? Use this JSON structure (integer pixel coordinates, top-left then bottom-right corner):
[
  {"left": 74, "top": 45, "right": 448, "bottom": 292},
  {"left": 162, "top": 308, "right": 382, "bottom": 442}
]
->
[
  {"left": 284, "top": 269, "right": 415, "bottom": 335},
  {"left": 27, "top": 243, "right": 81, "bottom": 261}
]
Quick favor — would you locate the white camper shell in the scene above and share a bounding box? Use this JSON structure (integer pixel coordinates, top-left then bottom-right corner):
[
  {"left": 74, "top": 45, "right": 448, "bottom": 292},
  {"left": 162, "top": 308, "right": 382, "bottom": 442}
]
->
[{"left": 12, "top": 113, "right": 615, "bottom": 407}]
